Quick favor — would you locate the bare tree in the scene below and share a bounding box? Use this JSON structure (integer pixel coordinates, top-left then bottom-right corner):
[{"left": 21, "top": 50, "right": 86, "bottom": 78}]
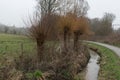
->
[
  {"left": 102, "top": 13, "right": 115, "bottom": 23},
  {"left": 36, "top": 0, "right": 89, "bottom": 16},
  {"left": 36, "top": 0, "right": 62, "bottom": 17},
  {"left": 90, "top": 18, "right": 101, "bottom": 36},
  {"left": 72, "top": 0, "right": 89, "bottom": 17},
  {"left": 4, "top": 26, "right": 9, "bottom": 33},
  {"left": 90, "top": 13, "right": 115, "bottom": 36},
  {"left": 99, "top": 13, "right": 115, "bottom": 36},
  {"left": 29, "top": 14, "right": 58, "bottom": 61}
]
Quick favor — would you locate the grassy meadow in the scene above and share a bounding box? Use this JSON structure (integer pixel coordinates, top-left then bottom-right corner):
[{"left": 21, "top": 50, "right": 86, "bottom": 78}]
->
[
  {"left": 0, "top": 33, "right": 59, "bottom": 58},
  {"left": 0, "top": 34, "right": 36, "bottom": 56}
]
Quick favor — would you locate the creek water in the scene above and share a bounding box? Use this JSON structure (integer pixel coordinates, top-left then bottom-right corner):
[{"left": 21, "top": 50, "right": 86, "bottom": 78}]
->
[{"left": 85, "top": 50, "right": 100, "bottom": 80}]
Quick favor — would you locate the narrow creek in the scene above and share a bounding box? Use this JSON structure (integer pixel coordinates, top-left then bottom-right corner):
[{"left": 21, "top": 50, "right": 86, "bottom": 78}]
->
[{"left": 85, "top": 50, "right": 100, "bottom": 80}]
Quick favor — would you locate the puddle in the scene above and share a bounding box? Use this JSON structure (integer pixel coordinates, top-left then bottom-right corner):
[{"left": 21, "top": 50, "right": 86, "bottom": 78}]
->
[{"left": 85, "top": 50, "right": 100, "bottom": 80}]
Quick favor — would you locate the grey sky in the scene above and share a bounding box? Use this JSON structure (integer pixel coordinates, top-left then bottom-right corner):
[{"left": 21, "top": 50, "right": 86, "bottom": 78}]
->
[
  {"left": 0, "top": 0, "right": 36, "bottom": 27},
  {"left": 0, "top": 0, "right": 120, "bottom": 28},
  {"left": 87, "top": 0, "right": 120, "bottom": 29}
]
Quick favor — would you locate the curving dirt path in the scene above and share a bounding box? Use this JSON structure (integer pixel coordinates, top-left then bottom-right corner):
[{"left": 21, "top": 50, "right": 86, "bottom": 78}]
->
[{"left": 87, "top": 41, "right": 120, "bottom": 57}]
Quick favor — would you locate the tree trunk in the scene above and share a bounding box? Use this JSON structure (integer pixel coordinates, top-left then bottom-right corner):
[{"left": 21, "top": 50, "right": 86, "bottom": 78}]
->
[
  {"left": 36, "top": 39, "right": 44, "bottom": 62},
  {"left": 74, "top": 31, "right": 82, "bottom": 51},
  {"left": 63, "top": 27, "right": 69, "bottom": 52},
  {"left": 74, "top": 32, "right": 78, "bottom": 51},
  {"left": 63, "top": 30, "right": 67, "bottom": 51}
]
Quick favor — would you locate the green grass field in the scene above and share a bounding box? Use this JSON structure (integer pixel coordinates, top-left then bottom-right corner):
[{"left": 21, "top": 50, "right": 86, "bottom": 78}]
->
[
  {"left": 87, "top": 43, "right": 120, "bottom": 80},
  {"left": 0, "top": 33, "right": 58, "bottom": 56},
  {"left": 0, "top": 34, "right": 29, "bottom": 41},
  {"left": 0, "top": 34, "right": 36, "bottom": 56}
]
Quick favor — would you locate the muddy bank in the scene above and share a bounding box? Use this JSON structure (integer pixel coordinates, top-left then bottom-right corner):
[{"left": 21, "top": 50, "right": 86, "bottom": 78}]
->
[{"left": 85, "top": 50, "right": 100, "bottom": 80}]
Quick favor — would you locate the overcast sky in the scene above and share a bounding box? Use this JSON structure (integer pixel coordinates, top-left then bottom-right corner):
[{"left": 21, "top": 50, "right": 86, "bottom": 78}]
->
[
  {"left": 0, "top": 0, "right": 36, "bottom": 27},
  {"left": 87, "top": 0, "right": 120, "bottom": 26},
  {"left": 0, "top": 0, "right": 120, "bottom": 28}
]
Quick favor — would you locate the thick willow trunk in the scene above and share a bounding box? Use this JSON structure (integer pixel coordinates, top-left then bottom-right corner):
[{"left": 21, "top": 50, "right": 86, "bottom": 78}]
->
[
  {"left": 63, "top": 30, "right": 67, "bottom": 51},
  {"left": 74, "top": 32, "right": 78, "bottom": 51},
  {"left": 63, "top": 27, "right": 69, "bottom": 52},
  {"left": 36, "top": 39, "right": 44, "bottom": 62},
  {"left": 74, "top": 31, "right": 82, "bottom": 51}
]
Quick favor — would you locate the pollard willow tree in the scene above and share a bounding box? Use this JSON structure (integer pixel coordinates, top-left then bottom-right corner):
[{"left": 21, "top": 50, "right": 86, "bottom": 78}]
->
[
  {"left": 29, "top": 14, "right": 58, "bottom": 61},
  {"left": 71, "top": 17, "right": 89, "bottom": 50},
  {"left": 57, "top": 0, "right": 91, "bottom": 51},
  {"left": 71, "top": 0, "right": 91, "bottom": 50},
  {"left": 57, "top": 13, "right": 76, "bottom": 51},
  {"left": 29, "top": 0, "right": 61, "bottom": 61}
]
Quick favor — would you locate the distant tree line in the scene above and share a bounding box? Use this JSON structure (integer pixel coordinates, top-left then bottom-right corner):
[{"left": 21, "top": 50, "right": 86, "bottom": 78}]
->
[
  {"left": 90, "top": 13, "right": 115, "bottom": 36},
  {"left": 0, "top": 23, "right": 28, "bottom": 35}
]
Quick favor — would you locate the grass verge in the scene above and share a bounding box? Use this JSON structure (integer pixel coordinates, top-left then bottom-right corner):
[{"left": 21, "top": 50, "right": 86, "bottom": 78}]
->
[{"left": 87, "top": 43, "right": 120, "bottom": 80}]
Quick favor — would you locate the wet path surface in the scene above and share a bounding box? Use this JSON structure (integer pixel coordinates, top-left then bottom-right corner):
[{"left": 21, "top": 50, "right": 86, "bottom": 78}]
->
[
  {"left": 85, "top": 50, "right": 100, "bottom": 80},
  {"left": 87, "top": 41, "right": 120, "bottom": 57}
]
